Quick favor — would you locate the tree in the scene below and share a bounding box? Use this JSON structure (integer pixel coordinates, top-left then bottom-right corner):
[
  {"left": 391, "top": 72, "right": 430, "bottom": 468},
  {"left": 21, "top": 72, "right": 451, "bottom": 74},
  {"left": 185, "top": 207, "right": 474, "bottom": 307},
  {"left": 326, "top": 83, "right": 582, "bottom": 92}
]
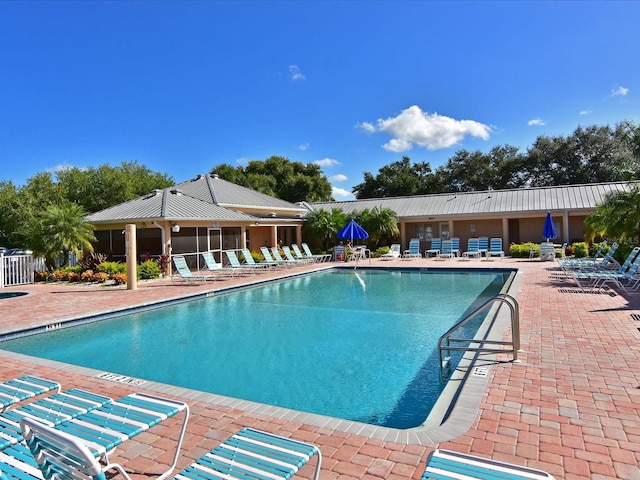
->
[
  {"left": 302, "top": 208, "right": 346, "bottom": 251},
  {"left": 355, "top": 206, "right": 400, "bottom": 248},
  {"left": 211, "top": 156, "right": 333, "bottom": 203},
  {"left": 352, "top": 156, "right": 438, "bottom": 199},
  {"left": 56, "top": 161, "right": 174, "bottom": 213},
  {"left": 584, "top": 186, "right": 640, "bottom": 244},
  {"left": 22, "top": 201, "right": 96, "bottom": 270}
]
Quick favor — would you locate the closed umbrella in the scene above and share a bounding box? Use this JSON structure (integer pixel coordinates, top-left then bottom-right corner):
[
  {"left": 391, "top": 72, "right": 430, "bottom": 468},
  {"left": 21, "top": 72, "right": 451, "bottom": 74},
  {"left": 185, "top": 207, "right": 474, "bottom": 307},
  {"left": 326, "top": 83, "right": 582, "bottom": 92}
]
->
[
  {"left": 337, "top": 219, "right": 369, "bottom": 244},
  {"left": 543, "top": 212, "right": 557, "bottom": 242}
]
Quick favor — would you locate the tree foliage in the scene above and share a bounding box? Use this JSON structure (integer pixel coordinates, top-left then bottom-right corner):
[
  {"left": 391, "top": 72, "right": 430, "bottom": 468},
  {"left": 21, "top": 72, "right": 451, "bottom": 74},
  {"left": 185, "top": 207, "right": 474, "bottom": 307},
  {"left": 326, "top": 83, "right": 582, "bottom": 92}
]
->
[
  {"left": 211, "top": 156, "right": 333, "bottom": 203},
  {"left": 352, "top": 121, "right": 639, "bottom": 199},
  {"left": 584, "top": 186, "right": 640, "bottom": 244},
  {"left": 302, "top": 208, "right": 346, "bottom": 251}
]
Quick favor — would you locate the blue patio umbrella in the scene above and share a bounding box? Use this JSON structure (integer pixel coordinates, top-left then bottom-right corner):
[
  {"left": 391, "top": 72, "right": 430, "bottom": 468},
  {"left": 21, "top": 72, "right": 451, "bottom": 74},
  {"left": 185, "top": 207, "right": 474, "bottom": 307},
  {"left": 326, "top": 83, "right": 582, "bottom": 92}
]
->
[
  {"left": 543, "top": 211, "right": 557, "bottom": 242},
  {"left": 337, "top": 219, "right": 369, "bottom": 244}
]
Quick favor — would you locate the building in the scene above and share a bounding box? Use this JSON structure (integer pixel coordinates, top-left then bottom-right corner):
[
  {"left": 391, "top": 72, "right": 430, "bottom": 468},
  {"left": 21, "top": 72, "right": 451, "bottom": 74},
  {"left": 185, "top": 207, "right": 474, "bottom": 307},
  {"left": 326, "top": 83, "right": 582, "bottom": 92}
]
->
[
  {"left": 86, "top": 173, "right": 307, "bottom": 269},
  {"left": 87, "top": 175, "right": 636, "bottom": 263},
  {"left": 308, "top": 181, "right": 636, "bottom": 252}
]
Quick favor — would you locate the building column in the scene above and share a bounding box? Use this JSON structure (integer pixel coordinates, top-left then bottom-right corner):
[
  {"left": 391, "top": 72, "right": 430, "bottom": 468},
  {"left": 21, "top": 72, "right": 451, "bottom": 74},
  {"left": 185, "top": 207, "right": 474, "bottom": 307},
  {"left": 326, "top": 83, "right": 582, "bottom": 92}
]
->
[
  {"left": 502, "top": 217, "right": 509, "bottom": 249},
  {"left": 271, "top": 226, "right": 278, "bottom": 248},
  {"left": 296, "top": 224, "right": 302, "bottom": 245}
]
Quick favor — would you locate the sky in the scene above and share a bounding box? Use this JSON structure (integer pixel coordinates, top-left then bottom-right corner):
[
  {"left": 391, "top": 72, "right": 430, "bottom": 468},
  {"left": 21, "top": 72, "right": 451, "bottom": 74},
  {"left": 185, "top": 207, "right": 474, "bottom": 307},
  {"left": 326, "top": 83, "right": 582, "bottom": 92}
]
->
[{"left": 1, "top": 1, "right": 638, "bottom": 200}]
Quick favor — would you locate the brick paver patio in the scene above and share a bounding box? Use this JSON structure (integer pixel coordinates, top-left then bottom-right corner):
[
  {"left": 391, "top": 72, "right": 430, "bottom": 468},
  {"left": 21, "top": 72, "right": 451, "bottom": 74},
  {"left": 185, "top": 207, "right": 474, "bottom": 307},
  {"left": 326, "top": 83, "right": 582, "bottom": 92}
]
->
[{"left": 1, "top": 257, "right": 639, "bottom": 479}]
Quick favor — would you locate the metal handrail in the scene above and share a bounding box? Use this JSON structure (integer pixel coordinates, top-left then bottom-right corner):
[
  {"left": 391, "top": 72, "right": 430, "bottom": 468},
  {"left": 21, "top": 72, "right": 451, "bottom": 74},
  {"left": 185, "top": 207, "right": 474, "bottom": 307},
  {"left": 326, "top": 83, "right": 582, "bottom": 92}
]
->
[{"left": 439, "top": 293, "right": 520, "bottom": 381}]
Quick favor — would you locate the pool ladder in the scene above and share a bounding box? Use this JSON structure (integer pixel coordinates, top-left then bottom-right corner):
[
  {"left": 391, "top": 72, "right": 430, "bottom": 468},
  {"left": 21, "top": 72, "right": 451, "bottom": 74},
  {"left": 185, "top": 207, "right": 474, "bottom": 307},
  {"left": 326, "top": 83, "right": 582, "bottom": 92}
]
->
[{"left": 438, "top": 293, "right": 520, "bottom": 382}]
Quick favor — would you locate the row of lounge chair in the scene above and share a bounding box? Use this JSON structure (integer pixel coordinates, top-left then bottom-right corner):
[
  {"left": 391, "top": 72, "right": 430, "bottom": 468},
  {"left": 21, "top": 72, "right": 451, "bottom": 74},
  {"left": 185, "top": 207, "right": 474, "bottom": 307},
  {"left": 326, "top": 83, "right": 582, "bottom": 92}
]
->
[
  {"left": 171, "top": 243, "right": 332, "bottom": 283},
  {"left": 558, "top": 243, "right": 640, "bottom": 293},
  {"left": 381, "top": 237, "right": 505, "bottom": 260},
  {"left": 0, "top": 374, "right": 555, "bottom": 480}
]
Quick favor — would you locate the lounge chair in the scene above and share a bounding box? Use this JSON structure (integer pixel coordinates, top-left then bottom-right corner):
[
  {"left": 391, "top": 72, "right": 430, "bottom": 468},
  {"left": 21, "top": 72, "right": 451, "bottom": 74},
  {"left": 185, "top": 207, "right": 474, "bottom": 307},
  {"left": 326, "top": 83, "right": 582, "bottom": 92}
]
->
[
  {"left": 436, "top": 240, "right": 455, "bottom": 259},
  {"left": 0, "top": 376, "right": 60, "bottom": 414},
  {"left": 569, "top": 247, "right": 640, "bottom": 292},
  {"left": 241, "top": 248, "right": 277, "bottom": 269},
  {"left": 301, "top": 243, "right": 331, "bottom": 262},
  {"left": 172, "top": 255, "right": 214, "bottom": 283},
  {"left": 225, "top": 250, "right": 255, "bottom": 275},
  {"left": 477, "top": 237, "right": 489, "bottom": 257},
  {"left": 402, "top": 238, "right": 421, "bottom": 259},
  {"left": 381, "top": 244, "right": 401, "bottom": 260},
  {"left": 260, "top": 247, "right": 290, "bottom": 268},
  {"left": 462, "top": 238, "right": 482, "bottom": 259},
  {"left": 349, "top": 246, "right": 368, "bottom": 262},
  {"left": 450, "top": 237, "right": 461, "bottom": 257},
  {"left": 0, "top": 388, "right": 112, "bottom": 450},
  {"left": 271, "top": 247, "right": 300, "bottom": 267},
  {"left": 486, "top": 237, "right": 505, "bottom": 259},
  {"left": 173, "top": 428, "right": 321, "bottom": 480},
  {"left": 559, "top": 242, "right": 619, "bottom": 270},
  {"left": 30, "top": 392, "right": 189, "bottom": 478},
  {"left": 282, "top": 245, "right": 313, "bottom": 264},
  {"left": 424, "top": 238, "right": 441, "bottom": 258},
  {"left": 422, "top": 449, "right": 555, "bottom": 479},
  {"left": 202, "top": 251, "right": 236, "bottom": 278}
]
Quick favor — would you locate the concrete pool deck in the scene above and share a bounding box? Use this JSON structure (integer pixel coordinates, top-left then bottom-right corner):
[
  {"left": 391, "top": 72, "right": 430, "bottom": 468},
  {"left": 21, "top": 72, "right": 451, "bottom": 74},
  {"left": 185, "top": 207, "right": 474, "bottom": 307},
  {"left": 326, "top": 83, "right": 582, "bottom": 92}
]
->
[{"left": 1, "top": 257, "right": 639, "bottom": 479}]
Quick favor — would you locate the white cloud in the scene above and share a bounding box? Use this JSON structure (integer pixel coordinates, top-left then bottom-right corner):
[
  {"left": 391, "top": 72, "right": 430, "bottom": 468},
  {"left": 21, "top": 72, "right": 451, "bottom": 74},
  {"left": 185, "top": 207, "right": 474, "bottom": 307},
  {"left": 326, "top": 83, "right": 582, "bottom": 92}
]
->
[
  {"left": 329, "top": 174, "right": 347, "bottom": 182},
  {"left": 611, "top": 86, "right": 629, "bottom": 96},
  {"left": 579, "top": 109, "right": 591, "bottom": 116},
  {"left": 235, "top": 157, "right": 249, "bottom": 165},
  {"left": 356, "top": 121, "right": 376, "bottom": 134},
  {"left": 360, "top": 105, "right": 491, "bottom": 152},
  {"left": 289, "top": 64, "right": 305, "bottom": 81},
  {"left": 314, "top": 158, "right": 340, "bottom": 167},
  {"left": 46, "top": 162, "right": 76, "bottom": 174},
  {"left": 332, "top": 186, "right": 352, "bottom": 198},
  {"left": 528, "top": 118, "right": 545, "bottom": 126},
  {"left": 297, "top": 142, "right": 310, "bottom": 151}
]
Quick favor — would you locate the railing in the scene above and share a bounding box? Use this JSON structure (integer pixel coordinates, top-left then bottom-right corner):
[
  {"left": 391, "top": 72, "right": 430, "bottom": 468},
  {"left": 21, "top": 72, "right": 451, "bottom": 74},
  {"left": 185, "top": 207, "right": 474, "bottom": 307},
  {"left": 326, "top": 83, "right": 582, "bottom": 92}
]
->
[
  {"left": 0, "top": 253, "right": 35, "bottom": 288},
  {"left": 439, "top": 293, "right": 520, "bottom": 381}
]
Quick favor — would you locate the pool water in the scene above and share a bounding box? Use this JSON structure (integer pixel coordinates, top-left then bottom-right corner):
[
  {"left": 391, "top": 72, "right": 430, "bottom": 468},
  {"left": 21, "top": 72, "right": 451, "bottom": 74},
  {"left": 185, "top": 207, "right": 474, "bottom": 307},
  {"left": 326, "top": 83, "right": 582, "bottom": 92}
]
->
[{"left": 1, "top": 268, "right": 511, "bottom": 429}]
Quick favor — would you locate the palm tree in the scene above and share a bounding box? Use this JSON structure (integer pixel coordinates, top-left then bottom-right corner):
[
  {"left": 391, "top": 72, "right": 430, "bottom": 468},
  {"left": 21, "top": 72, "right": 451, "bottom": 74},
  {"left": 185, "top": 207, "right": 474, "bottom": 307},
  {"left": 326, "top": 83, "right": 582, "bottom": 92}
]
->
[
  {"left": 303, "top": 208, "right": 346, "bottom": 251},
  {"left": 357, "top": 206, "right": 400, "bottom": 249},
  {"left": 25, "top": 201, "right": 96, "bottom": 270},
  {"left": 584, "top": 186, "right": 640, "bottom": 243}
]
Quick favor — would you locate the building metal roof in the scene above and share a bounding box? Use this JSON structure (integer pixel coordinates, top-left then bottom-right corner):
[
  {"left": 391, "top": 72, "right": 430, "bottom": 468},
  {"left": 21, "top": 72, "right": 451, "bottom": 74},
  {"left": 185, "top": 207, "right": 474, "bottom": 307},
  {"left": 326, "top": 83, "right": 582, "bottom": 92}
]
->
[
  {"left": 308, "top": 182, "right": 637, "bottom": 218},
  {"left": 86, "top": 173, "right": 305, "bottom": 225}
]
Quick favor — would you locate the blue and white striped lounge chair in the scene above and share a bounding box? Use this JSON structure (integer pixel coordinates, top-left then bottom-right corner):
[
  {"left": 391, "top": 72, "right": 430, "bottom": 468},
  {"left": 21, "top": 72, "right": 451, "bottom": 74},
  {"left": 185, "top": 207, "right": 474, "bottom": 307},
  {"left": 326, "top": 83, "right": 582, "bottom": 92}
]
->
[
  {"left": 402, "top": 238, "right": 421, "bottom": 259},
  {"left": 225, "top": 251, "right": 255, "bottom": 275},
  {"left": 241, "top": 249, "right": 277, "bottom": 269},
  {"left": 0, "top": 388, "right": 112, "bottom": 450},
  {"left": 570, "top": 250, "right": 640, "bottom": 292},
  {"left": 424, "top": 238, "right": 441, "bottom": 257},
  {"left": 559, "top": 242, "right": 619, "bottom": 271},
  {"left": 173, "top": 428, "right": 321, "bottom": 480},
  {"left": 301, "top": 243, "right": 331, "bottom": 262},
  {"left": 450, "top": 237, "right": 461, "bottom": 257},
  {"left": 462, "top": 238, "right": 482, "bottom": 259},
  {"left": 0, "top": 377, "right": 60, "bottom": 414},
  {"left": 260, "top": 247, "right": 287, "bottom": 267},
  {"left": 172, "top": 255, "right": 214, "bottom": 283},
  {"left": 270, "top": 247, "right": 299, "bottom": 267},
  {"left": 477, "top": 237, "right": 489, "bottom": 257},
  {"left": 436, "top": 240, "right": 455, "bottom": 259},
  {"left": 282, "top": 246, "right": 313, "bottom": 264},
  {"left": 422, "top": 449, "right": 555, "bottom": 479},
  {"left": 486, "top": 237, "right": 505, "bottom": 259},
  {"left": 202, "top": 252, "right": 236, "bottom": 278}
]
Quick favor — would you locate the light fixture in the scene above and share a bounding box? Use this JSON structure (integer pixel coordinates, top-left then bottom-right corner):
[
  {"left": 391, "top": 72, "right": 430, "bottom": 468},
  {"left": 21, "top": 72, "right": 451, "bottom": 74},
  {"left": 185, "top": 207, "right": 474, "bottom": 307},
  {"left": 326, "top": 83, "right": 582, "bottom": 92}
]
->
[{"left": 171, "top": 223, "right": 180, "bottom": 233}]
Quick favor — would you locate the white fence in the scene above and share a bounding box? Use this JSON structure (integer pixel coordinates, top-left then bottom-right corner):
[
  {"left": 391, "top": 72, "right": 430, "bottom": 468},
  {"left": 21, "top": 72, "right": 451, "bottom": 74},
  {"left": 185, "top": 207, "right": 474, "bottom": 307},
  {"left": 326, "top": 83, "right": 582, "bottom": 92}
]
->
[{"left": 0, "top": 254, "right": 34, "bottom": 288}]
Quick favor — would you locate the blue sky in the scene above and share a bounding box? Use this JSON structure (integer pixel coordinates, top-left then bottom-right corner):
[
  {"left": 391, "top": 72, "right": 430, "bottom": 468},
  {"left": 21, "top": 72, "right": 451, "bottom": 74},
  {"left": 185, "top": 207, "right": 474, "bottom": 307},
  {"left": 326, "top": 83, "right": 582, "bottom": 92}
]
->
[{"left": 1, "top": 1, "right": 638, "bottom": 200}]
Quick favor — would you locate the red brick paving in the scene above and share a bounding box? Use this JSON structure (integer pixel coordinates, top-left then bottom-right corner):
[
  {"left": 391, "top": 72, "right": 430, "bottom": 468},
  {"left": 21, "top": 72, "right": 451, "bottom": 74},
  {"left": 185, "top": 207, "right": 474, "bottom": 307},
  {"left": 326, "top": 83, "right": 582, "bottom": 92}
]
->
[{"left": 2, "top": 257, "right": 640, "bottom": 479}]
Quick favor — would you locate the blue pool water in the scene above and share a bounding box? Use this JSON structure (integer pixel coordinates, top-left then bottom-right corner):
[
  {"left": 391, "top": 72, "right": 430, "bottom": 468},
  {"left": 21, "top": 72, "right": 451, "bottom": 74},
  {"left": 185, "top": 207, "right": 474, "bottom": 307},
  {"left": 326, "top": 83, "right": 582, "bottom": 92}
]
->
[{"left": 1, "top": 268, "right": 511, "bottom": 429}]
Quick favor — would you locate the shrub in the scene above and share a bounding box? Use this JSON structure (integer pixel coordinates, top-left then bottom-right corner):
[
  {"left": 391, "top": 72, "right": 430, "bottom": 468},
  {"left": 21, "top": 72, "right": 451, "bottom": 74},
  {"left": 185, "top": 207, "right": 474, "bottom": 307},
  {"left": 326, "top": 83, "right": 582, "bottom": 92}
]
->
[
  {"left": 67, "top": 272, "right": 81, "bottom": 282},
  {"left": 97, "top": 261, "right": 126, "bottom": 276},
  {"left": 50, "top": 269, "right": 67, "bottom": 281},
  {"left": 81, "top": 270, "right": 94, "bottom": 282},
  {"left": 572, "top": 242, "right": 588, "bottom": 258},
  {"left": 112, "top": 272, "right": 127, "bottom": 285},
  {"left": 509, "top": 242, "right": 538, "bottom": 258},
  {"left": 377, "top": 246, "right": 390, "bottom": 256},
  {"left": 92, "top": 272, "right": 110, "bottom": 283},
  {"left": 157, "top": 254, "right": 170, "bottom": 276},
  {"left": 78, "top": 252, "right": 108, "bottom": 271},
  {"left": 138, "top": 260, "right": 161, "bottom": 279},
  {"left": 564, "top": 245, "right": 574, "bottom": 256},
  {"left": 35, "top": 271, "right": 49, "bottom": 282}
]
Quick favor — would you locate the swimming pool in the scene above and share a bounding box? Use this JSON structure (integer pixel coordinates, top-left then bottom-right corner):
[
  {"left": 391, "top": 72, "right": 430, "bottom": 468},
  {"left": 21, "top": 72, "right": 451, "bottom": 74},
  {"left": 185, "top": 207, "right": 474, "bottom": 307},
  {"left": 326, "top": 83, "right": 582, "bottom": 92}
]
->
[{"left": 0, "top": 268, "right": 512, "bottom": 429}]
